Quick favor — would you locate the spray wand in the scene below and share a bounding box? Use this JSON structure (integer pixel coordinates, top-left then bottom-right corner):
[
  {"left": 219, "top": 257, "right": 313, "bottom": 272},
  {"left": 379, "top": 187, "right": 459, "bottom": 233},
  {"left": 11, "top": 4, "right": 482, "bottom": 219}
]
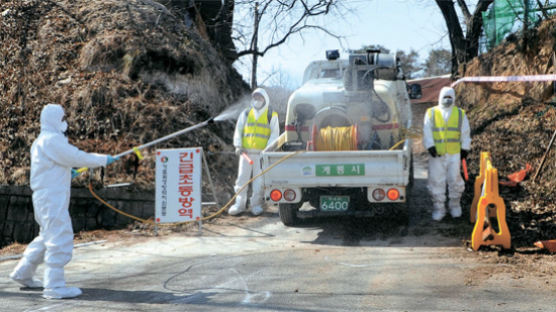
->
[
  {"left": 76, "top": 117, "right": 215, "bottom": 174},
  {"left": 462, "top": 158, "right": 469, "bottom": 181},
  {"left": 241, "top": 152, "right": 254, "bottom": 165}
]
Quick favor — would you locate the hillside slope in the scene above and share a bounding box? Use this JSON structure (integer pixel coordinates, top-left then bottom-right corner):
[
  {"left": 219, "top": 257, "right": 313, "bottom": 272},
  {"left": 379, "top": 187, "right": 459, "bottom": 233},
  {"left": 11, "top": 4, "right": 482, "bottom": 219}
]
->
[
  {"left": 0, "top": 0, "right": 246, "bottom": 197},
  {"left": 456, "top": 16, "right": 556, "bottom": 246}
]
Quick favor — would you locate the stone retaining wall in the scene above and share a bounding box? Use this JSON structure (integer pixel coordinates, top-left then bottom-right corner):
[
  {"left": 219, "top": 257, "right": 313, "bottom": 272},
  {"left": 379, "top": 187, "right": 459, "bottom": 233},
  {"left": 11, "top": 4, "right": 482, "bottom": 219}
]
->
[{"left": 0, "top": 185, "right": 154, "bottom": 249}]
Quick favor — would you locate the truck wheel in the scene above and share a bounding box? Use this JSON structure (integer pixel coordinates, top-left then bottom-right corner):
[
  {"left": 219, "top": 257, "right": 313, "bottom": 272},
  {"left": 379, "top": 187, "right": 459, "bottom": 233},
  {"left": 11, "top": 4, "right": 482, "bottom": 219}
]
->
[
  {"left": 386, "top": 201, "right": 409, "bottom": 225},
  {"left": 279, "top": 203, "right": 301, "bottom": 226}
]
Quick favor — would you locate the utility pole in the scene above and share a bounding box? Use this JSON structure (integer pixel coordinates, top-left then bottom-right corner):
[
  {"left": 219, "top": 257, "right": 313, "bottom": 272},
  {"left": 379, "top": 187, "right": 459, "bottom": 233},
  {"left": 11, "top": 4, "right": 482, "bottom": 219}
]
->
[{"left": 250, "top": 2, "right": 259, "bottom": 89}]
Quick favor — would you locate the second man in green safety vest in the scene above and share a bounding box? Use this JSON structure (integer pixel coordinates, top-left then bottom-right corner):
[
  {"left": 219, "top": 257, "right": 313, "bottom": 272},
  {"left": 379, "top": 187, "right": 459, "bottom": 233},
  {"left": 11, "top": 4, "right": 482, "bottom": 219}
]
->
[
  {"left": 228, "top": 88, "right": 279, "bottom": 216},
  {"left": 423, "top": 87, "right": 471, "bottom": 221}
]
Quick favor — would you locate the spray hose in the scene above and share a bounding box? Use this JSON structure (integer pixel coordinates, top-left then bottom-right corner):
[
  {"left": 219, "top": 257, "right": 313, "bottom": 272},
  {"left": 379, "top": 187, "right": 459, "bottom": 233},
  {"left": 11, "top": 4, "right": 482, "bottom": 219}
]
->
[
  {"left": 389, "top": 127, "right": 423, "bottom": 151},
  {"left": 313, "top": 124, "right": 422, "bottom": 151},
  {"left": 87, "top": 150, "right": 305, "bottom": 226},
  {"left": 314, "top": 126, "right": 358, "bottom": 151}
]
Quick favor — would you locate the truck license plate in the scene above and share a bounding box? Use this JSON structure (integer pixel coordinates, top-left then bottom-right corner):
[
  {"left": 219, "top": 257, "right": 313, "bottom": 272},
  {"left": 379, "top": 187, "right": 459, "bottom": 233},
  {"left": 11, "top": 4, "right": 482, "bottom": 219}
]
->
[{"left": 320, "top": 196, "right": 349, "bottom": 211}]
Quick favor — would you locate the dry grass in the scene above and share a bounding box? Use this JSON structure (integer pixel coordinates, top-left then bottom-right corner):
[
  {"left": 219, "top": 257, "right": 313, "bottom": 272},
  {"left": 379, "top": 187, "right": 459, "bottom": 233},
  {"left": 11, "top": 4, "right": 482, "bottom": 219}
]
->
[
  {"left": 456, "top": 16, "right": 556, "bottom": 246},
  {"left": 0, "top": 0, "right": 247, "bottom": 190}
]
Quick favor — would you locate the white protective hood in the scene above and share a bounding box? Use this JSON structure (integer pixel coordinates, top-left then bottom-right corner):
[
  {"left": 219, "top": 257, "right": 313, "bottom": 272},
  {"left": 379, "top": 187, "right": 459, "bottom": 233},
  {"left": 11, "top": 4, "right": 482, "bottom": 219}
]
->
[
  {"left": 437, "top": 86, "right": 456, "bottom": 109},
  {"left": 251, "top": 87, "right": 270, "bottom": 119},
  {"left": 40, "top": 104, "right": 67, "bottom": 133}
]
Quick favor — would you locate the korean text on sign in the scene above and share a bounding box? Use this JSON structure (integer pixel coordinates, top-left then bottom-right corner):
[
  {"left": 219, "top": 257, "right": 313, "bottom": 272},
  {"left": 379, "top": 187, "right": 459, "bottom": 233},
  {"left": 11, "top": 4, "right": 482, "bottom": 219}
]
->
[{"left": 155, "top": 148, "right": 202, "bottom": 223}]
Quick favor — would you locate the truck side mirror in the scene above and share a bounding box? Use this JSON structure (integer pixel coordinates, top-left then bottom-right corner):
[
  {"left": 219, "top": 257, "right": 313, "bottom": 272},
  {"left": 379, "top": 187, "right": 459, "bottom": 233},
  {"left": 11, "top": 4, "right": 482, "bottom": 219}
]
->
[{"left": 408, "top": 84, "right": 422, "bottom": 99}]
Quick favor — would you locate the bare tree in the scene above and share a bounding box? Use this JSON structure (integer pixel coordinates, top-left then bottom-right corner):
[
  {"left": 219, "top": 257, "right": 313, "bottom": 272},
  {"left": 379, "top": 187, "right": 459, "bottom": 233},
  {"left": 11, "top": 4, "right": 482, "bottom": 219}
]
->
[
  {"left": 396, "top": 49, "right": 420, "bottom": 79},
  {"left": 434, "top": 0, "right": 493, "bottom": 76},
  {"left": 535, "top": 0, "right": 551, "bottom": 19},
  {"left": 423, "top": 48, "right": 452, "bottom": 77},
  {"left": 233, "top": 0, "right": 344, "bottom": 88},
  {"left": 211, "top": 0, "right": 237, "bottom": 62}
]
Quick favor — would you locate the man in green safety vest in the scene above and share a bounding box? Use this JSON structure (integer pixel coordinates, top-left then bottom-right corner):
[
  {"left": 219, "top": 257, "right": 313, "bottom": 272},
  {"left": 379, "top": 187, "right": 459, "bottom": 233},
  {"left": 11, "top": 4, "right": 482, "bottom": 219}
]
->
[
  {"left": 423, "top": 87, "right": 471, "bottom": 221},
  {"left": 228, "top": 88, "right": 279, "bottom": 216}
]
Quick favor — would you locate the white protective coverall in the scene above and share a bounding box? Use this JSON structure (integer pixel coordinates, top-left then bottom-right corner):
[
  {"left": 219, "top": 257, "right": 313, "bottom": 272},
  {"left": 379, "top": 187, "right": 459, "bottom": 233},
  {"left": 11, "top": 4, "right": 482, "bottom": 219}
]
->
[
  {"left": 10, "top": 104, "right": 109, "bottom": 299},
  {"left": 423, "top": 87, "right": 471, "bottom": 221},
  {"left": 228, "top": 88, "right": 279, "bottom": 216}
]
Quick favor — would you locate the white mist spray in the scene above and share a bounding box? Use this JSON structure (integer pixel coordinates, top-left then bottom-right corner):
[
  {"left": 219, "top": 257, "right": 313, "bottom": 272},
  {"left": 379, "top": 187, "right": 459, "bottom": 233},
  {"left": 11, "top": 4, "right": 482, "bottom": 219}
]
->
[{"left": 213, "top": 94, "right": 252, "bottom": 121}]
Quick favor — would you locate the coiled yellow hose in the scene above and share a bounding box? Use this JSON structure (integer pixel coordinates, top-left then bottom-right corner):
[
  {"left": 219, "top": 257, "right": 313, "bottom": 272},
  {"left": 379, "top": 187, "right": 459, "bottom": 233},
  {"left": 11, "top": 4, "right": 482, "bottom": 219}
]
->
[{"left": 314, "top": 126, "right": 358, "bottom": 151}]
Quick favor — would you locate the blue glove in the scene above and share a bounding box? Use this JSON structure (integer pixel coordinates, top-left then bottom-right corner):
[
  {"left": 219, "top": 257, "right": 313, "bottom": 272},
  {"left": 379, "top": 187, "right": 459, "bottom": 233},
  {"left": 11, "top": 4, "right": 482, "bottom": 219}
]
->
[
  {"left": 71, "top": 169, "right": 79, "bottom": 179},
  {"left": 106, "top": 155, "right": 119, "bottom": 166}
]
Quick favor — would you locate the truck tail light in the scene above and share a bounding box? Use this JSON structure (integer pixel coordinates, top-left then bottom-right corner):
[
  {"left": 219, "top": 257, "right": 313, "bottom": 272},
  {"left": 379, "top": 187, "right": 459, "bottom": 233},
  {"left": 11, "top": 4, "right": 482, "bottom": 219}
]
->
[
  {"left": 372, "top": 188, "right": 385, "bottom": 201},
  {"left": 387, "top": 188, "right": 400, "bottom": 201},
  {"left": 270, "top": 189, "right": 282, "bottom": 202},
  {"left": 283, "top": 189, "right": 296, "bottom": 201}
]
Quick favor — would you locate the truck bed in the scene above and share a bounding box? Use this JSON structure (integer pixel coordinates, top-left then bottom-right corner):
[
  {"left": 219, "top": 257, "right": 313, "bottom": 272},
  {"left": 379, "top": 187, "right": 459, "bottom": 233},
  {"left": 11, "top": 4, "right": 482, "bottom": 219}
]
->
[{"left": 262, "top": 145, "right": 411, "bottom": 188}]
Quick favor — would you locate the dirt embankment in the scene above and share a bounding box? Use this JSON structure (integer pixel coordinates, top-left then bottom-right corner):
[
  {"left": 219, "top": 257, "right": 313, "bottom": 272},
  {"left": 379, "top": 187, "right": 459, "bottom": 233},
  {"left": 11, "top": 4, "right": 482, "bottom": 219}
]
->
[
  {"left": 456, "top": 16, "right": 556, "bottom": 247},
  {"left": 0, "top": 0, "right": 247, "bottom": 200}
]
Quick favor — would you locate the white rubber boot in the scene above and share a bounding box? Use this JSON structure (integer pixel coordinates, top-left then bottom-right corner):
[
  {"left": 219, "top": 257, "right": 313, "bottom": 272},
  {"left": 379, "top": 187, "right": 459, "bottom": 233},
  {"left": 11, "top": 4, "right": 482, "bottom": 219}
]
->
[
  {"left": 10, "top": 274, "right": 43, "bottom": 288},
  {"left": 449, "top": 198, "right": 462, "bottom": 218},
  {"left": 251, "top": 205, "right": 264, "bottom": 216},
  {"left": 43, "top": 287, "right": 82, "bottom": 299},
  {"left": 228, "top": 202, "right": 245, "bottom": 216},
  {"left": 432, "top": 202, "right": 446, "bottom": 221},
  {"left": 10, "top": 260, "right": 43, "bottom": 288}
]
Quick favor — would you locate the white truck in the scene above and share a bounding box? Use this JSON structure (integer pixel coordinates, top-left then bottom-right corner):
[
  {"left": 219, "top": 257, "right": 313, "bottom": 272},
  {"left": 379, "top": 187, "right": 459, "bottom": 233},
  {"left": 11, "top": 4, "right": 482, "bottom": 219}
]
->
[{"left": 262, "top": 50, "right": 421, "bottom": 226}]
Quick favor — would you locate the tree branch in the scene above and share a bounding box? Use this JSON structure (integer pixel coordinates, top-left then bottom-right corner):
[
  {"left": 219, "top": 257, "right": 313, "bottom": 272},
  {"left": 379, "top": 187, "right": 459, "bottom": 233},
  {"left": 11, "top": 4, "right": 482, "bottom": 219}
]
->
[
  {"left": 536, "top": 0, "right": 550, "bottom": 19},
  {"left": 465, "top": 0, "right": 493, "bottom": 56},
  {"left": 234, "top": 0, "right": 339, "bottom": 77},
  {"left": 456, "top": 0, "right": 471, "bottom": 21}
]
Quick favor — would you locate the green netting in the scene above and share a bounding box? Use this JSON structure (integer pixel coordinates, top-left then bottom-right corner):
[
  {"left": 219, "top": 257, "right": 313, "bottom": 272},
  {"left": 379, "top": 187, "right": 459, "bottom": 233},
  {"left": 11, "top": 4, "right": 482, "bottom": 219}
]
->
[{"left": 482, "top": 0, "right": 555, "bottom": 49}]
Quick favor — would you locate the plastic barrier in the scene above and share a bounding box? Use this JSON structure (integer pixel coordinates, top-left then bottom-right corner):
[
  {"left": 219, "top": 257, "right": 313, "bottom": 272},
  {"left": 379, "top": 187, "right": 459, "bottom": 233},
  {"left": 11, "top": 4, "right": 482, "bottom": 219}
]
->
[
  {"left": 470, "top": 152, "right": 511, "bottom": 251},
  {"left": 470, "top": 152, "right": 495, "bottom": 223}
]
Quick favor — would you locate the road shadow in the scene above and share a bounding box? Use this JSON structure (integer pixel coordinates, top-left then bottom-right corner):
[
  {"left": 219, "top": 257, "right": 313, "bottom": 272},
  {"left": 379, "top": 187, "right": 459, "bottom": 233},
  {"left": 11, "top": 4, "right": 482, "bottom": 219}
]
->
[
  {"left": 297, "top": 177, "right": 472, "bottom": 248},
  {"left": 78, "top": 287, "right": 197, "bottom": 303},
  {"left": 0, "top": 288, "right": 191, "bottom": 304},
  {"left": 78, "top": 288, "right": 318, "bottom": 311},
  {"left": 201, "top": 223, "right": 275, "bottom": 238}
]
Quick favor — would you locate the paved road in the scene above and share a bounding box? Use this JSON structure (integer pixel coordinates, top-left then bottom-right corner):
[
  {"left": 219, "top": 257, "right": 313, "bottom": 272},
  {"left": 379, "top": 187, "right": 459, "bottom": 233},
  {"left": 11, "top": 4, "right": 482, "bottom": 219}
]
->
[{"left": 0, "top": 156, "right": 554, "bottom": 311}]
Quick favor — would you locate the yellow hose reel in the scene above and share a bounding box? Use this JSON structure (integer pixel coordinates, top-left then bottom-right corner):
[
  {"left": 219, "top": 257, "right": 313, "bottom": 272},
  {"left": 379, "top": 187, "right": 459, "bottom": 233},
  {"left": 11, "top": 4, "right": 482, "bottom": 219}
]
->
[{"left": 312, "top": 124, "right": 359, "bottom": 151}]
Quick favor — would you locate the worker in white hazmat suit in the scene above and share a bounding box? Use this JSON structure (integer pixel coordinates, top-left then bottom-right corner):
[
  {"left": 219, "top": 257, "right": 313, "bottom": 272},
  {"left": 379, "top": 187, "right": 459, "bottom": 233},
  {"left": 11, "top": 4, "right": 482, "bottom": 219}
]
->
[
  {"left": 228, "top": 88, "right": 279, "bottom": 216},
  {"left": 423, "top": 87, "right": 471, "bottom": 221},
  {"left": 9, "top": 104, "right": 118, "bottom": 299}
]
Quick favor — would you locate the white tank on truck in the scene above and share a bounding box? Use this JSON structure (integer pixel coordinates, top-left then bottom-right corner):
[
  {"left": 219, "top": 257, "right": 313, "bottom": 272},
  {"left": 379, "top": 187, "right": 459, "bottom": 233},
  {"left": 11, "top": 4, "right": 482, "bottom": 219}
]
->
[{"left": 262, "top": 49, "right": 422, "bottom": 226}]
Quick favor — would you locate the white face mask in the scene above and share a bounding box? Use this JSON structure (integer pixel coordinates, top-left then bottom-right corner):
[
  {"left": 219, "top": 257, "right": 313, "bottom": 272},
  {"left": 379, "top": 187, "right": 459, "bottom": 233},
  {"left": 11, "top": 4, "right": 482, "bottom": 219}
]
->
[
  {"left": 252, "top": 99, "right": 265, "bottom": 109},
  {"left": 60, "top": 121, "right": 68, "bottom": 133},
  {"left": 441, "top": 97, "right": 454, "bottom": 107}
]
